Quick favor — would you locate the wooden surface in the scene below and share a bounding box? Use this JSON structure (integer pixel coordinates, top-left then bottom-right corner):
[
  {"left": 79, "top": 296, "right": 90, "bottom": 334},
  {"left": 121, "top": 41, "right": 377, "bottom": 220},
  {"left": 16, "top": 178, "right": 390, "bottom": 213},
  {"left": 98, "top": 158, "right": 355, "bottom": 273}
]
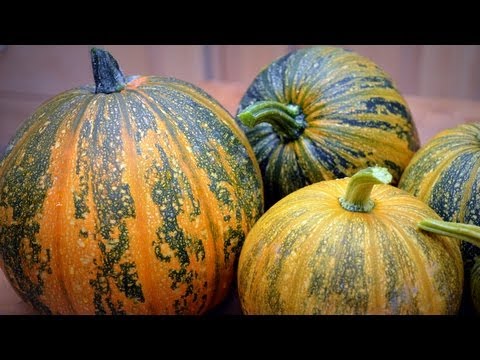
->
[
  {"left": 1, "top": 81, "right": 480, "bottom": 315},
  {"left": 2, "top": 45, "right": 480, "bottom": 153}
]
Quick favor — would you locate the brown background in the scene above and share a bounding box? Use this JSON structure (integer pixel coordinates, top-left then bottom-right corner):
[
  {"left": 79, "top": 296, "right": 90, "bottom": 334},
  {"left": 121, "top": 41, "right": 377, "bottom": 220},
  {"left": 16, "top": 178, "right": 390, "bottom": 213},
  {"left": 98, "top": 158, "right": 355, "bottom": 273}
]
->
[{"left": 1, "top": 45, "right": 480, "bottom": 153}]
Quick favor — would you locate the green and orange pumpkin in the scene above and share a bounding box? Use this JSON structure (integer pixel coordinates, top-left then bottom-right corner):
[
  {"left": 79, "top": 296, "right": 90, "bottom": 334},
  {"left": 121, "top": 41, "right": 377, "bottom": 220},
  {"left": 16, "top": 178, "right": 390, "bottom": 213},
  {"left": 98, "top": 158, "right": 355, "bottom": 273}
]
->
[
  {"left": 399, "top": 122, "right": 480, "bottom": 313},
  {"left": 236, "top": 46, "right": 420, "bottom": 209},
  {"left": 238, "top": 167, "right": 463, "bottom": 315},
  {"left": 0, "top": 48, "right": 264, "bottom": 314}
]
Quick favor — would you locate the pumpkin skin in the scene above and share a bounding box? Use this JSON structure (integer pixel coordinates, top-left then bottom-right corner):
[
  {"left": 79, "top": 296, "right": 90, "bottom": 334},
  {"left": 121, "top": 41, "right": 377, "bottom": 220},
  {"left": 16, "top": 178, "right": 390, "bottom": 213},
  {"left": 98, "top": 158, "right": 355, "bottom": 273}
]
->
[
  {"left": 236, "top": 46, "right": 420, "bottom": 209},
  {"left": 238, "top": 169, "right": 463, "bottom": 315},
  {"left": 399, "top": 122, "right": 480, "bottom": 313},
  {"left": 399, "top": 122, "right": 480, "bottom": 267},
  {"left": 0, "top": 49, "right": 264, "bottom": 315}
]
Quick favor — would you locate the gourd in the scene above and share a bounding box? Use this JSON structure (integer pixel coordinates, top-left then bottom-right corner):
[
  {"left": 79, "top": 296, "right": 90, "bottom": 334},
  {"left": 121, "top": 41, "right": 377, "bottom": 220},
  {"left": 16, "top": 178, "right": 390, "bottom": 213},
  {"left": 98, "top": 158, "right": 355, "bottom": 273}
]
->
[
  {"left": 0, "top": 48, "right": 263, "bottom": 314},
  {"left": 238, "top": 167, "right": 462, "bottom": 314},
  {"left": 237, "top": 46, "right": 420, "bottom": 209},
  {"left": 399, "top": 122, "right": 480, "bottom": 313}
]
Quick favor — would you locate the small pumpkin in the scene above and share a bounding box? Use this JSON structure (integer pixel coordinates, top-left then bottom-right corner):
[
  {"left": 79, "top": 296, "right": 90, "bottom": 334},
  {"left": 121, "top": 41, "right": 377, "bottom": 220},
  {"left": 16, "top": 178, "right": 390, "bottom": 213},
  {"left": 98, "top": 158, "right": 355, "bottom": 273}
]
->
[
  {"left": 236, "top": 46, "right": 420, "bottom": 209},
  {"left": 237, "top": 167, "right": 463, "bottom": 315},
  {"left": 0, "top": 48, "right": 264, "bottom": 314},
  {"left": 398, "top": 122, "right": 480, "bottom": 313}
]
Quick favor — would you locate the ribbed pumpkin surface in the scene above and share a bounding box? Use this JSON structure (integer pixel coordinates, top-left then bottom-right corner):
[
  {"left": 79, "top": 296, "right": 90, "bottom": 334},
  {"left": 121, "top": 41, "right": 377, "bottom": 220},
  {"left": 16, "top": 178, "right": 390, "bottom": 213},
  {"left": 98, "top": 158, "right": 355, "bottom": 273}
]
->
[
  {"left": 399, "top": 122, "right": 480, "bottom": 313},
  {"left": 237, "top": 46, "right": 420, "bottom": 209},
  {"left": 238, "top": 178, "right": 463, "bottom": 315},
  {"left": 0, "top": 75, "right": 263, "bottom": 314},
  {"left": 399, "top": 123, "right": 480, "bottom": 267}
]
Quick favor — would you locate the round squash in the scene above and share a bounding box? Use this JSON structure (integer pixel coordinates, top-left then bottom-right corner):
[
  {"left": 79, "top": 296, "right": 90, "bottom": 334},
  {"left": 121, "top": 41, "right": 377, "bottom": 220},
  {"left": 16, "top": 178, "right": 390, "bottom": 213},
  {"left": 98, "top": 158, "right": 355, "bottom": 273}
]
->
[
  {"left": 0, "top": 48, "right": 264, "bottom": 314},
  {"left": 398, "top": 122, "right": 480, "bottom": 313},
  {"left": 236, "top": 46, "right": 420, "bottom": 209},
  {"left": 237, "top": 167, "right": 463, "bottom": 315}
]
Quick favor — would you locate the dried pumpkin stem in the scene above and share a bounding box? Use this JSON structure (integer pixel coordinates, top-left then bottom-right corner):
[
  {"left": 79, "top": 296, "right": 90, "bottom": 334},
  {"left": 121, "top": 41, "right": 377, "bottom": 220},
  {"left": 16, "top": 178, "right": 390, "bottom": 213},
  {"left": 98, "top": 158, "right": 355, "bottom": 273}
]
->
[
  {"left": 91, "top": 48, "right": 126, "bottom": 94},
  {"left": 237, "top": 101, "right": 307, "bottom": 142},
  {"left": 339, "top": 167, "right": 392, "bottom": 213},
  {"left": 418, "top": 219, "right": 480, "bottom": 249}
]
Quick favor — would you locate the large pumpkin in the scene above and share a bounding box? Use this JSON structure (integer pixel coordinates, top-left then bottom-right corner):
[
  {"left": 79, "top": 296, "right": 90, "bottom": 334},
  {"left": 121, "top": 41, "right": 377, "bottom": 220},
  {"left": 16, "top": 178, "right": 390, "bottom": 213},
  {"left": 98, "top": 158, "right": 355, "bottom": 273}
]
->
[
  {"left": 236, "top": 46, "right": 420, "bottom": 209},
  {"left": 238, "top": 167, "right": 463, "bottom": 315},
  {"left": 399, "top": 122, "right": 480, "bottom": 313},
  {"left": 0, "top": 48, "right": 264, "bottom": 314}
]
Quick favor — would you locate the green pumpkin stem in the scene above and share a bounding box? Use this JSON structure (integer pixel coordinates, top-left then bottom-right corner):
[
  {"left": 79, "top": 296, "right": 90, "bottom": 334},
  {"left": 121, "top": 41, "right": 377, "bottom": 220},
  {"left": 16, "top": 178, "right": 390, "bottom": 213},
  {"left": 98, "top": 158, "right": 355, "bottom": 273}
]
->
[
  {"left": 339, "top": 167, "right": 392, "bottom": 213},
  {"left": 418, "top": 219, "right": 480, "bottom": 249},
  {"left": 91, "top": 48, "right": 126, "bottom": 94},
  {"left": 237, "top": 101, "right": 307, "bottom": 142}
]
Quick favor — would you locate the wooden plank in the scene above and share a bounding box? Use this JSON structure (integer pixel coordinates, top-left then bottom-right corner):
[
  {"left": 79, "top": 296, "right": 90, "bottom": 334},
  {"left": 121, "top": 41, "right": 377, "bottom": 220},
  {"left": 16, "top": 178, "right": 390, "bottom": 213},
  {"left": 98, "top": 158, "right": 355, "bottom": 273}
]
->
[
  {"left": 0, "top": 45, "right": 92, "bottom": 95},
  {"left": 342, "top": 45, "right": 421, "bottom": 96},
  {"left": 210, "top": 45, "right": 290, "bottom": 83},
  {"left": 418, "top": 45, "right": 480, "bottom": 100},
  {"left": 146, "top": 45, "right": 205, "bottom": 84},
  {"left": 103, "top": 45, "right": 151, "bottom": 75}
]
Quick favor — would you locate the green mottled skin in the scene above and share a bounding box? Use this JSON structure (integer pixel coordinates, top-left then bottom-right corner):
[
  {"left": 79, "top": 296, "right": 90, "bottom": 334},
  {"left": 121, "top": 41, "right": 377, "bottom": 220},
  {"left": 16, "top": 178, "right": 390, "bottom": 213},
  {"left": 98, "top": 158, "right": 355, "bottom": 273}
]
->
[
  {"left": 399, "top": 122, "right": 480, "bottom": 314},
  {"left": 0, "top": 74, "right": 263, "bottom": 314},
  {"left": 237, "top": 46, "right": 420, "bottom": 209}
]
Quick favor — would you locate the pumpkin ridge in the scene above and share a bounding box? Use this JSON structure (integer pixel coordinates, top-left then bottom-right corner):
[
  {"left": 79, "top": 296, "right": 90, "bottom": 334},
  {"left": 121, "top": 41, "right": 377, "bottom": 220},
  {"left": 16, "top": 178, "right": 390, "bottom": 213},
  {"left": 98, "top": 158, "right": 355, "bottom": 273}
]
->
[
  {"left": 52, "top": 95, "right": 104, "bottom": 313},
  {"left": 390, "top": 200, "right": 463, "bottom": 314},
  {"left": 379, "top": 215, "right": 437, "bottom": 313},
  {"left": 130, "top": 86, "right": 257, "bottom": 311},
  {"left": 458, "top": 152, "right": 480, "bottom": 221},
  {"left": 86, "top": 95, "right": 147, "bottom": 314},
  {"left": 162, "top": 80, "right": 260, "bottom": 159},
  {"left": 265, "top": 208, "right": 322, "bottom": 314},
  {"left": 123, "top": 88, "right": 218, "bottom": 313},
  {"left": 0, "top": 92, "right": 89, "bottom": 313},
  {"left": 113, "top": 93, "right": 158, "bottom": 313}
]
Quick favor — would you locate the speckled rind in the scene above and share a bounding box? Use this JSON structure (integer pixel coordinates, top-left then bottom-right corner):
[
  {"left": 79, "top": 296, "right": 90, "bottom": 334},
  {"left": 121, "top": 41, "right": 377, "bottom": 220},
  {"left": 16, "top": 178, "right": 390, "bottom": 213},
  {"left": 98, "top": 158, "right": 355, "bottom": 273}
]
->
[
  {"left": 0, "top": 76, "right": 264, "bottom": 314},
  {"left": 237, "top": 47, "right": 420, "bottom": 209},
  {"left": 238, "top": 179, "right": 462, "bottom": 315}
]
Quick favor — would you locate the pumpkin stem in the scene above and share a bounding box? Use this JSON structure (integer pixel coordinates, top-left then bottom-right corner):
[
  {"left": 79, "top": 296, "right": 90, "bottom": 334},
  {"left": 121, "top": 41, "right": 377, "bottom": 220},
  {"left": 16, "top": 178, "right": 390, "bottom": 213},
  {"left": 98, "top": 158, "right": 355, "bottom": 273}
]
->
[
  {"left": 91, "top": 48, "right": 126, "bottom": 94},
  {"left": 339, "top": 167, "right": 392, "bottom": 213},
  {"left": 237, "top": 101, "right": 307, "bottom": 142},
  {"left": 418, "top": 219, "right": 480, "bottom": 249}
]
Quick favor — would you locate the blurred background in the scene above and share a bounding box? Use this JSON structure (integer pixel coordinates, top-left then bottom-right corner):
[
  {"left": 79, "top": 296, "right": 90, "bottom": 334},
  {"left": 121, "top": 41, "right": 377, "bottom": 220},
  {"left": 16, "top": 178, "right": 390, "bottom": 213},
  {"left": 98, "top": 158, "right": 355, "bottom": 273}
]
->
[{"left": 1, "top": 45, "right": 480, "bottom": 154}]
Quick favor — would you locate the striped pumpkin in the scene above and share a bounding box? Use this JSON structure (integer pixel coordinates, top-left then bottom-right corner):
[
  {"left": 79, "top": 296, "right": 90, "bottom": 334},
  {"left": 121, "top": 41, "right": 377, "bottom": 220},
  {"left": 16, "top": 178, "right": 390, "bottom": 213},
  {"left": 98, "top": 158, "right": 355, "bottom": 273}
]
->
[
  {"left": 238, "top": 167, "right": 463, "bottom": 315},
  {"left": 236, "top": 46, "right": 420, "bottom": 209},
  {"left": 399, "top": 122, "right": 480, "bottom": 313},
  {"left": 0, "top": 48, "right": 263, "bottom": 315}
]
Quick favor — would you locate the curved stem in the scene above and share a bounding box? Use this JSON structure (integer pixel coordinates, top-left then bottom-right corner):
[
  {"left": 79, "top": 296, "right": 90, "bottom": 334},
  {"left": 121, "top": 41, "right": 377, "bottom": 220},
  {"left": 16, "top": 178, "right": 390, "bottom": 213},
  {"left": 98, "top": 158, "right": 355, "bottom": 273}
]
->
[
  {"left": 90, "top": 48, "right": 126, "bottom": 94},
  {"left": 339, "top": 167, "right": 392, "bottom": 213},
  {"left": 237, "top": 101, "right": 306, "bottom": 141},
  {"left": 418, "top": 219, "right": 480, "bottom": 249}
]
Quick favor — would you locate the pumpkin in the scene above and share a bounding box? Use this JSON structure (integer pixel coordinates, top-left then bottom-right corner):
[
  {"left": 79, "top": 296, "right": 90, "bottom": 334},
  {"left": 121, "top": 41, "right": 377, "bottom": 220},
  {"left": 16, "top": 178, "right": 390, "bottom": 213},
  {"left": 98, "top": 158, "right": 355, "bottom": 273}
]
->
[
  {"left": 398, "top": 122, "right": 480, "bottom": 313},
  {"left": 0, "top": 48, "right": 264, "bottom": 315},
  {"left": 237, "top": 167, "right": 463, "bottom": 315},
  {"left": 236, "top": 46, "right": 420, "bottom": 209}
]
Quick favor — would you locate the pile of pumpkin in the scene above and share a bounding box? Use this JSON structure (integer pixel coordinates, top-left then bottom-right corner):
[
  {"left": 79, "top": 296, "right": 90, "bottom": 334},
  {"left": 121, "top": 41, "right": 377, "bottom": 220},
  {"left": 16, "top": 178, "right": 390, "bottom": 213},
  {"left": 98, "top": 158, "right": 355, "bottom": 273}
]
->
[{"left": 1, "top": 47, "right": 479, "bottom": 315}]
